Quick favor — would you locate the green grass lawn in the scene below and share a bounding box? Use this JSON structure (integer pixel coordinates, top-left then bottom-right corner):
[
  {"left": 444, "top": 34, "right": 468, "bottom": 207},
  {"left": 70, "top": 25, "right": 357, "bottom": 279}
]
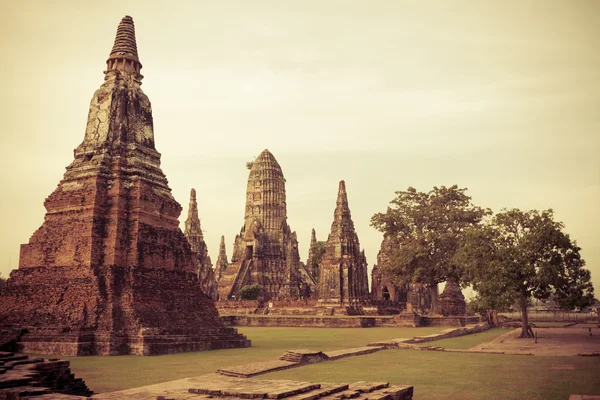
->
[
  {"left": 58, "top": 326, "right": 445, "bottom": 393},
  {"left": 531, "top": 322, "right": 571, "bottom": 328},
  {"left": 260, "top": 351, "right": 600, "bottom": 400},
  {"left": 44, "top": 326, "right": 600, "bottom": 399},
  {"left": 415, "top": 328, "right": 512, "bottom": 349}
]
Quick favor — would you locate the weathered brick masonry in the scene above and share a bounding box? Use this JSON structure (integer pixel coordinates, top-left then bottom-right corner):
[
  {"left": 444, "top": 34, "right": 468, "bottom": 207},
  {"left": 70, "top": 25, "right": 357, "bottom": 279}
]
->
[{"left": 0, "top": 16, "right": 249, "bottom": 356}]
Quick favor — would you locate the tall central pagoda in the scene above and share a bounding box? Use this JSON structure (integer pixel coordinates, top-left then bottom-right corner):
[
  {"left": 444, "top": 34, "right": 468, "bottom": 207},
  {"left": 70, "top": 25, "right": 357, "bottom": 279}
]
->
[{"left": 219, "top": 149, "right": 306, "bottom": 300}]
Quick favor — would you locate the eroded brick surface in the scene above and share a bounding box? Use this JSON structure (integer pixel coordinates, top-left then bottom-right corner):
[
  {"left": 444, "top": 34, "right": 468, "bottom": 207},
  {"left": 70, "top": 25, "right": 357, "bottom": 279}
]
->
[
  {"left": 219, "top": 150, "right": 313, "bottom": 301},
  {"left": 0, "top": 352, "right": 91, "bottom": 399},
  {"left": 0, "top": 15, "right": 249, "bottom": 356},
  {"left": 438, "top": 278, "right": 467, "bottom": 316},
  {"left": 185, "top": 189, "right": 219, "bottom": 301},
  {"left": 316, "top": 181, "right": 369, "bottom": 311},
  {"left": 92, "top": 374, "right": 413, "bottom": 400}
]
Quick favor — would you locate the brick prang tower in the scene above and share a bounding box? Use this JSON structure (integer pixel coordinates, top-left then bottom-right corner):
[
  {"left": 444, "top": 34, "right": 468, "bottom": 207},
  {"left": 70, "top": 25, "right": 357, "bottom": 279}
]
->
[
  {"left": 0, "top": 16, "right": 249, "bottom": 356},
  {"left": 220, "top": 149, "right": 307, "bottom": 300}
]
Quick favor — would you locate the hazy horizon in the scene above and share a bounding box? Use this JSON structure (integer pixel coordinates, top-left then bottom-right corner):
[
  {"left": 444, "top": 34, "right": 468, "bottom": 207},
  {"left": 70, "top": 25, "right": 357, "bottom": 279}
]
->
[{"left": 1, "top": 1, "right": 598, "bottom": 295}]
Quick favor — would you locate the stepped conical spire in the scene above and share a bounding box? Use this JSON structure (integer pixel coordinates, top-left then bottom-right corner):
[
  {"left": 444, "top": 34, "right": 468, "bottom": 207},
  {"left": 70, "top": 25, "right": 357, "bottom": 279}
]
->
[
  {"left": 106, "top": 15, "right": 142, "bottom": 77},
  {"left": 310, "top": 228, "right": 317, "bottom": 248},
  {"left": 214, "top": 235, "right": 229, "bottom": 281},
  {"left": 331, "top": 180, "right": 354, "bottom": 234},
  {"left": 75, "top": 15, "right": 154, "bottom": 155},
  {"left": 317, "top": 180, "right": 369, "bottom": 307},
  {"left": 337, "top": 180, "right": 348, "bottom": 202},
  {"left": 335, "top": 180, "right": 349, "bottom": 211},
  {"left": 218, "top": 236, "right": 227, "bottom": 261},
  {"left": 243, "top": 149, "right": 287, "bottom": 231},
  {"left": 184, "top": 188, "right": 218, "bottom": 300},
  {"left": 307, "top": 228, "right": 323, "bottom": 283},
  {"left": 307, "top": 228, "right": 318, "bottom": 265},
  {"left": 225, "top": 148, "right": 302, "bottom": 300},
  {"left": 184, "top": 188, "right": 203, "bottom": 245}
]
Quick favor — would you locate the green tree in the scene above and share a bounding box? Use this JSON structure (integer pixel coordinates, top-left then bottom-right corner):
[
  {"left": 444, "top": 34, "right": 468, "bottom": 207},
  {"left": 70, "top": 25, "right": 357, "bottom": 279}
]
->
[
  {"left": 239, "top": 284, "right": 261, "bottom": 300},
  {"left": 458, "top": 209, "right": 595, "bottom": 338},
  {"left": 371, "top": 185, "right": 489, "bottom": 313}
]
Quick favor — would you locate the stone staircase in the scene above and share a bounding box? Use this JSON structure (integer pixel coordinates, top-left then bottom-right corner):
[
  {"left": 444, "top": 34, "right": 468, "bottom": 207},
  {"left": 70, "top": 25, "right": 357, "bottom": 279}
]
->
[
  {"left": 283, "top": 383, "right": 350, "bottom": 400},
  {"left": 279, "top": 351, "right": 305, "bottom": 363},
  {"left": 0, "top": 351, "right": 92, "bottom": 398},
  {"left": 185, "top": 375, "right": 413, "bottom": 400},
  {"left": 217, "top": 359, "right": 297, "bottom": 378},
  {"left": 228, "top": 259, "right": 252, "bottom": 299},
  {"left": 217, "top": 350, "right": 331, "bottom": 378},
  {"left": 279, "top": 350, "right": 329, "bottom": 364},
  {"left": 324, "top": 346, "right": 383, "bottom": 361}
]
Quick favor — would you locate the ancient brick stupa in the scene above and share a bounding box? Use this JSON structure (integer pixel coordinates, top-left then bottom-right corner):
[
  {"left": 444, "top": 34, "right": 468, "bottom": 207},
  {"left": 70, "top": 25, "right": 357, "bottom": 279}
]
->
[
  {"left": 184, "top": 188, "right": 219, "bottom": 301},
  {"left": 439, "top": 278, "right": 467, "bottom": 316},
  {"left": 219, "top": 149, "right": 305, "bottom": 300},
  {"left": 317, "top": 181, "right": 369, "bottom": 312},
  {"left": 214, "top": 235, "right": 229, "bottom": 282},
  {"left": 0, "top": 16, "right": 249, "bottom": 355}
]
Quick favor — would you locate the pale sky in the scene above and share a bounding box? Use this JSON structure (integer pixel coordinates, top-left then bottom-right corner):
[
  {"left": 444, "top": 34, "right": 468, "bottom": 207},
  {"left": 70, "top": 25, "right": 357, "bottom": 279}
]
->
[{"left": 1, "top": 1, "right": 599, "bottom": 294}]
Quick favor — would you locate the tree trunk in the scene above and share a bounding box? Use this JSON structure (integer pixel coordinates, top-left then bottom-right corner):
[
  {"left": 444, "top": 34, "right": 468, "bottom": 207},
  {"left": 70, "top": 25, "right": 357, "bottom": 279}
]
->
[
  {"left": 519, "top": 299, "right": 532, "bottom": 338},
  {"left": 428, "top": 284, "right": 439, "bottom": 315}
]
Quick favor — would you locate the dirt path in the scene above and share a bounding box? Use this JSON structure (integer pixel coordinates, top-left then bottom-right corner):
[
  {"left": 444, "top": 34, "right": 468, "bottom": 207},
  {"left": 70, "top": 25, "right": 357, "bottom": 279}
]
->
[{"left": 470, "top": 326, "right": 600, "bottom": 356}]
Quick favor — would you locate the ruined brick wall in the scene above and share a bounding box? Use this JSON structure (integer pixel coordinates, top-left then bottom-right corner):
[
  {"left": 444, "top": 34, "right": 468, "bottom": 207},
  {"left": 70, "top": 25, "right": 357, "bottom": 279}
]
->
[
  {"left": 0, "top": 267, "right": 100, "bottom": 330},
  {"left": 129, "top": 267, "right": 221, "bottom": 329},
  {"left": 0, "top": 353, "right": 93, "bottom": 398},
  {"left": 221, "top": 315, "right": 397, "bottom": 328}
]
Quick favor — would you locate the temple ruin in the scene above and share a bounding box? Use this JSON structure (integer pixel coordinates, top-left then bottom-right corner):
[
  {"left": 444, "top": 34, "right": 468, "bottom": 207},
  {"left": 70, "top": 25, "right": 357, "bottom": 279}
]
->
[
  {"left": 306, "top": 228, "right": 326, "bottom": 285},
  {"left": 214, "top": 235, "right": 229, "bottom": 282},
  {"left": 218, "top": 149, "right": 313, "bottom": 300},
  {"left": 439, "top": 278, "right": 467, "bottom": 316},
  {"left": 371, "top": 237, "right": 409, "bottom": 304},
  {"left": 184, "top": 188, "right": 219, "bottom": 301},
  {"left": 316, "top": 181, "right": 370, "bottom": 312},
  {"left": 371, "top": 236, "right": 433, "bottom": 313},
  {"left": 0, "top": 16, "right": 249, "bottom": 355}
]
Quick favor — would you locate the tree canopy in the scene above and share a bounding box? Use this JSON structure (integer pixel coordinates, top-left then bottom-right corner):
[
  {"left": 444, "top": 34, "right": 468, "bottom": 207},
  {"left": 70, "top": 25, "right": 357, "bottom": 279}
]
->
[
  {"left": 457, "top": 208, "right": 595, "bottom": 337},
  {"left": 239, "top": 284, "right": 261, "bottom": 300},
  {"left": 370, "top": 185, "right": 489, "bottom": 312}
]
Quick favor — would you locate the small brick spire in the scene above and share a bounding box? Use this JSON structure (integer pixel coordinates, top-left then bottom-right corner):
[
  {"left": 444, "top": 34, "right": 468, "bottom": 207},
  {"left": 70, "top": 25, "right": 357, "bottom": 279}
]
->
[
  {"left": 214, "top": 235, "right": 229, "bottom": 280},
  {"left": 185, "top": 188, "right": 203, "bottom": 246},
  {"left": 332, "top": 180, "right": 354, "bottom": 234}
]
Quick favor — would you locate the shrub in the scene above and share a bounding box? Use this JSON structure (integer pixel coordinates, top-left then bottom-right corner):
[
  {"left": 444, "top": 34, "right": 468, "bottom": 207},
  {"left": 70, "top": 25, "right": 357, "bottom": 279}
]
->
[{"left": 239, "top": 284, "right": 261, "bottom": 300}]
